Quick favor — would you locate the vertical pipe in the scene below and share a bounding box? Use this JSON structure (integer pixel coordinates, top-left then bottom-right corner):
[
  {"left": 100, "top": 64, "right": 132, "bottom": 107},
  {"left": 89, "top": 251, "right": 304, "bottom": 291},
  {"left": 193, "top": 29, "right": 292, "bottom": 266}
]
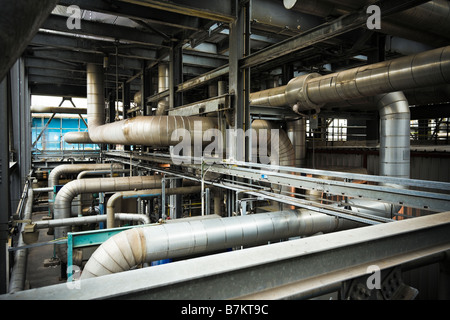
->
[
  {"left": 155, "top": 64, "right": 169, "bottom": 115},
  {"left": 376, "top": 92, "right": 411, "bottom": 179},
  {"left": 287, "top": 118, "right": 306, "bottom": 167}
]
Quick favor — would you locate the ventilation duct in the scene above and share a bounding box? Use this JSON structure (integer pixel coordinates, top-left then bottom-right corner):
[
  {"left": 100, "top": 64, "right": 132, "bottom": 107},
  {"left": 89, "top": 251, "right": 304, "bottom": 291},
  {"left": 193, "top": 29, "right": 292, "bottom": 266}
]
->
[
  {"left": 81, "top": 208, "right": 364, "bottom": 279},
  {"left": 48, "top": 163, "right": 123, "bottom": 215},
  {"left": 53, "top": 175, "right": 162, "bottom": 262},
  {"left": 83, "top": 63, "right": 217, "bottom": 147},
  {"left": 249, "top": 46, "right": 450, "bottom": 112}
]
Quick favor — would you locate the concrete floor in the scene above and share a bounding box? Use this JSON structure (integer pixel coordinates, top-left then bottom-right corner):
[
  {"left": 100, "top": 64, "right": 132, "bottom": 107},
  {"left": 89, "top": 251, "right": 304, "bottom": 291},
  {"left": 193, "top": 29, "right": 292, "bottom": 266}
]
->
[{"left": 24, "top": 211, "right": 64, "bottom": 290}]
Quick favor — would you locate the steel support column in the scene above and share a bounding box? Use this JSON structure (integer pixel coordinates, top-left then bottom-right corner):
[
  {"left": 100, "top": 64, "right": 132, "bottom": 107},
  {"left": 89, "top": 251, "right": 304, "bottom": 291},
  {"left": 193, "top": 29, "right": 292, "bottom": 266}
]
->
[{"left": 0, "top": 74, "right": 10, "bottom": 294}]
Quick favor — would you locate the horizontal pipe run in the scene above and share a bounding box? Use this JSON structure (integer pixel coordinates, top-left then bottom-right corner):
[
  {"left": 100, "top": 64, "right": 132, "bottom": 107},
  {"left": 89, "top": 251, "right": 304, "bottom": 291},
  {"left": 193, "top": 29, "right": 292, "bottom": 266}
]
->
[
  {"left": 249, "top": 46, "right": 450, "bottom": 112},
  {"left": 54, "top": 175, "right": 162, "bottom": 262},
  {"left": 106, "top": 186, "right": 202, "bottom": 228},
  {"left": 80, "top": 209, "right": 361, "bottom": 279},
  {"left": 33, "top": 213, "right": 150, "bottom": 229}
]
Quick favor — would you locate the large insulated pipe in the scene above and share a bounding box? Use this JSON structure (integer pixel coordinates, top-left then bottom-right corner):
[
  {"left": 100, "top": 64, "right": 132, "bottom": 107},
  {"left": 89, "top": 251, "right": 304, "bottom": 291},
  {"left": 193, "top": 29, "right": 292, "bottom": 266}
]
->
[
  {"left": 155, "top": 63, "right": 169, "bottom": 116},
  {"left": 0, "top": 0, "right": 59, "bottom": 81},
  {"left": 83, "top": 63, "right": 217, "bottom": 146},
  {"left": 376, "top": 92, "right": 411, "bottom": 179},
  {"left": 106, "top": 186, "right": 202, "bottom": 228},
  {"left": 54, "top": 175, "right": 162, "bottom": 262},
  {"left": 287, "top": 118, "right": 306, "bottom": 167},
  {"left": 8, "top": 188, "right": 33, "bottom": 293},
  {"left": 250, "top": 46, "right": 450, "bottom": 112},
  {"left": 48, "top": 163, "right": 123, "bottom": 215},
  {"left": 80, "top": 209, "right": 362, "bottom": 279}
]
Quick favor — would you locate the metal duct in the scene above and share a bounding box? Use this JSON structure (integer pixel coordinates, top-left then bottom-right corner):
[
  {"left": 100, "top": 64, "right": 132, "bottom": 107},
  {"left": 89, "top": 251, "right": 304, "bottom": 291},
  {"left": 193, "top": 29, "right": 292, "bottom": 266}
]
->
[
  {"left": 80, "top": 209, "right": 361, "bottom": 279},
  {"left": 155, "top": 63, "right": 169, "bottom": 116},
  {"left": 287, "top": 118, "right": 306, "bottom": 167},
  {"left": 251, "top": 120, "right": 295, "bottom": 167},
  {"left": 0, "top": 0, "right": 58, "bottom": 81},
  {"left": 64, "top": 132, "right": 93, "bottom": 144},
  {"left": 48, "top": 163, "right": 123, "bottom": 216},
  {"left": 249, "top": 46, "right": 450, "bottom": 112},
  {"left": 376, "top": 92, "right": 411, "bottom": 179},
  {"left": 83, "top": 63, "right": 217, "bottom": 146},
  {"left": 8, "top": 188, "right": 33, "bottom": 293},
  {"left": 106, "top": 186, "right": 202, "bottom": 229},
  {"left": 54, "top": 175, "right": 162, "bottom": 262}
]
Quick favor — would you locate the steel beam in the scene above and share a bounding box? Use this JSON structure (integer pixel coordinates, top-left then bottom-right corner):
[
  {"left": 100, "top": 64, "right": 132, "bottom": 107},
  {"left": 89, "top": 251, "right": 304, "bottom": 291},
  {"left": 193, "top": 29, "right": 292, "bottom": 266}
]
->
[
  {"left": 2, "top": 211, "right": 450, "bottom": 300},
  {"left": 240, "top": 0, "right": 430, "bottom": 69},
  {"left": 30, "top": 32, "right": 159, "bottom": 61},
  {"left": 206, "top": 163, "right": 450, "bottom": 213},
  {"left": 119, "top": 0, "right": 235, "bottom": 23},
  {"left": 58, "top": 0, "right": 203, "bottom": 31},
  {"left": 41, "top": 14, "right": 170, "bottom": 48}
]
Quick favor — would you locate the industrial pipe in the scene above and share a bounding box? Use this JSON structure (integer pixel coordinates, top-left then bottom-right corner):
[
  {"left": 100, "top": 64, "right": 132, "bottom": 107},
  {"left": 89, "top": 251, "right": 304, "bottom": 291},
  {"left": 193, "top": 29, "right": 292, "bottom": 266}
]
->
[
  {"left": 287, "top": 118, "right": 306, "bottom": 167},
  {"left": 53, "top": 175, "right": 162, "bottom": 262},
  {"left": 30, "top": 106, "right": 87, "bottom": 114},
  {"left": 82, "top": 63, "right": 218, "bottom": 147},
  {"left": 8, "top": 188, "right": 33, "bottom": 293},
  {"left": 249, "top": 46, "right": 450, "bottom": 112},
  {"left": 32, "top": 213, "right": 150, "bottom": 229},
  {"left": 376, "top": 92, "right": 411, "bottom": 179},
  {"left": 155, "top": 63, "right": 169, "bottom": 115},
  {"left": 106, "top": 186, "right": 202, "bottom": 228},
  {"left": 80, "top": 209, "right": 362, "bottom": 279},
  {"left": 48, "top": 163, "right": 123, "bottom": 215}
]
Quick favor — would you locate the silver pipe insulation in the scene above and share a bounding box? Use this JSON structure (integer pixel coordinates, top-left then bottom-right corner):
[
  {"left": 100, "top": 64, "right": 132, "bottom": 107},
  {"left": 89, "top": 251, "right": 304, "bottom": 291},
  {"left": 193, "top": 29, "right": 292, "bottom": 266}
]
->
[
  {"left": 106, "top": 186, "right": 202, "bottom": 228},
  {"left": 33, "top": 213, "right": 150, "bottom": 229},
  {"left": 83, "top": 63, "right": 218, "bottom": 146},
  {"left": 249, "top": 46, "right": 450, "bottom": 112},
  {"left": 64, "top": 132, "right": 92, "bottom": 144},
  {"left": 54, "top": 175, "right": 162, "bottom": 262},
  {"left": 80, "top": 209, "right": 362, "bottom": 279},
  {"left": 8, "top": 188, "right": 33, "bottom": 293},
  {"left": 376, "top": 92, "right": 410, "bottom": 179},
  {"left": 48, "top": 163, "right": 123, "bottom": 215},
  {"left": 155, "top": 63, "right": 169, "bottom": 115},
  {"left": 287, "top": 118, "right": 306, "bottom": 167},
  {"left": 77, "top": 169, "right": 129, "bottom": 180}
]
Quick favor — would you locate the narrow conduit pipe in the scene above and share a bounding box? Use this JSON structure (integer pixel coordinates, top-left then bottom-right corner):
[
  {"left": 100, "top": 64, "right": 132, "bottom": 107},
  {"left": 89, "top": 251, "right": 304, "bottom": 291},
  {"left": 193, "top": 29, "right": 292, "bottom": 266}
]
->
[
  {"left": 33, "top": 213, "right": 150, "bottom": 230},
  {"left": 54, "top": 175, "right": 162, "bottom": 262},
  {"left": 80, "top": 209, "right": 363, "bottom": 279},
  {"left": 8, "top": 188, "right": 33, "bottom": 293},
  {"left": 77, "top": 169, "right": 129, "bottom": 180},
  {"left": 106, "top": 186, "right": 202, "bottom": 229},
  {"left": 249, "top": 46, "right": 450, "bottom": 112}
]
